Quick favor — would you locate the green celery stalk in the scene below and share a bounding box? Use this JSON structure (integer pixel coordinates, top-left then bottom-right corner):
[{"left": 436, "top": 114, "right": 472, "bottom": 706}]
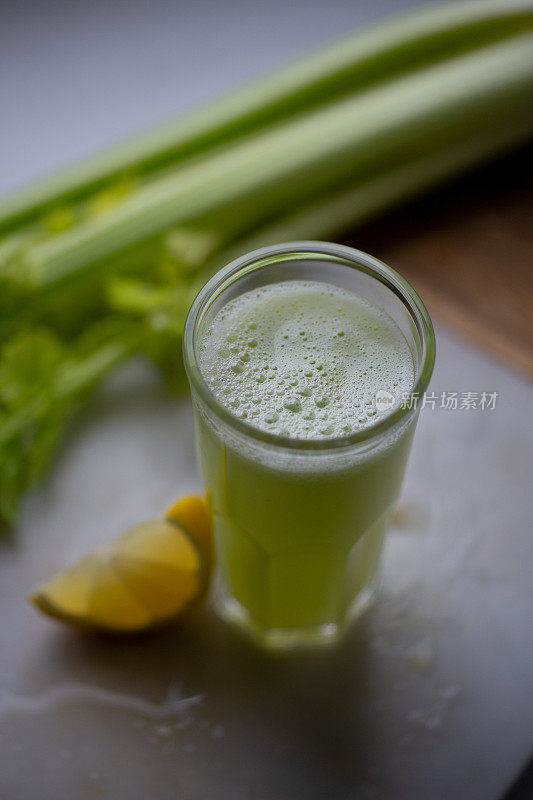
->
[
  {"left": 15, "top": 33, "right": 533, "bottom": 291},
  {"left": 1, "top": 0, "right": 532, "bottom": 232},
  {"left": 217, "top": 128, "right": 533, "bottom": 260}
]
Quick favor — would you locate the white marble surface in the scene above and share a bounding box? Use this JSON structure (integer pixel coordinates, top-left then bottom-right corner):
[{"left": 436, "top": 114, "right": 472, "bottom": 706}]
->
[
  {"left": 1, "top": 1, "right": 532, "bottom": 798},
  {"left": 1, "top": 324, "right": 532, "bottom": 800}
]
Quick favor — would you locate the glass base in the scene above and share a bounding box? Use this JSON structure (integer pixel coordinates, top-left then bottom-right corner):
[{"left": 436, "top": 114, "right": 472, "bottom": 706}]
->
[{"left": 214, "top": 581, "right": 376, "bottom": 650}]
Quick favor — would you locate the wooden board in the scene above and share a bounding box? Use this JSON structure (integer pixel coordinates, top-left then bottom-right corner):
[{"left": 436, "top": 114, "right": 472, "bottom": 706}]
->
[{"left": 346, "top": 146, "right": 533, "bottom": 377}]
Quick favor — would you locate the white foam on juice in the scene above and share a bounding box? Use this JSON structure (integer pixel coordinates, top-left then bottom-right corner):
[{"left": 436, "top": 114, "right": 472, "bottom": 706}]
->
[{"left": 198, "top": 281, "right": 414, "bottom": 440}]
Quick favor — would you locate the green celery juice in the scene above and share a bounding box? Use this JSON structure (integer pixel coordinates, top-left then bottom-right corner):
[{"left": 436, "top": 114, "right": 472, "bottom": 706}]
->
[{"left": 195, "top": 280, "right": 416, "bottom": 646}]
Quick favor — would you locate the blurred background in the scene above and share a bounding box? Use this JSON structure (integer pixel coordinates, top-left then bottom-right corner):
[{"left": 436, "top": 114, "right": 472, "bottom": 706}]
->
[{"left": 1, "top": 1, "right": 532, "bottom": 799}]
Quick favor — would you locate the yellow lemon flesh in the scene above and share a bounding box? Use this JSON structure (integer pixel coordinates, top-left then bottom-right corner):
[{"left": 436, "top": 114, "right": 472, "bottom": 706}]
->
[
  {"left": 30, "top": 495, "right": 213, "bottom": 633},
  {"left": 165, "top": 493, "right": 213, "bottom": 573}
]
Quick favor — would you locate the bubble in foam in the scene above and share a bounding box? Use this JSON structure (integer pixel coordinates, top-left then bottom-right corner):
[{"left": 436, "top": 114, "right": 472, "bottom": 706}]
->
[
  {"left": 283, "top": 398, "right": 302, "bottom": 414},
  {"left": 198, "top": 280, "right": 414, "bottom": 440}
]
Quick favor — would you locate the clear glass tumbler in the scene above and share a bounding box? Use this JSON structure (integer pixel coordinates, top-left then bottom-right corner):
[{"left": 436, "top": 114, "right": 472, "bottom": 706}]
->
[{"left": 183, "top": 242, "right": 435, "bottom": 649}]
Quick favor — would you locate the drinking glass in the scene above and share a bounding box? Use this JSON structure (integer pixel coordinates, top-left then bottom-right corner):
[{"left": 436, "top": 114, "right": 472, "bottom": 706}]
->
[{"left": 183, "top": 242, "right": 435, "bottom": 648}]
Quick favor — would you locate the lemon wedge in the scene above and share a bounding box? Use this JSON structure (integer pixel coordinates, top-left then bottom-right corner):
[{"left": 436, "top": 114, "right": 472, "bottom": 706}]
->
[{"left": 30, "top": 494, "right": 213, "bottom": 633}]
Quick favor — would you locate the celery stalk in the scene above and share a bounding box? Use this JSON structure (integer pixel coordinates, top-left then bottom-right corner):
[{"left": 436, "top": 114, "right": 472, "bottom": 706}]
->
[
  {"left": 219, "top": 127, "right": 533, "bottom": 259},
  {"left": 1, "top": 0, "right": 532, "bottom": 232},
  {"left": 18, "top": 33, "right": 533, "bottom": 290}
]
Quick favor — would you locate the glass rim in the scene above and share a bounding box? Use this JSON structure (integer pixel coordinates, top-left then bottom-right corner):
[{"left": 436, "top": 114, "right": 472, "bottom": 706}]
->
[{"left": 183, "top": 241, "right": 436, "bottom": 453}]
